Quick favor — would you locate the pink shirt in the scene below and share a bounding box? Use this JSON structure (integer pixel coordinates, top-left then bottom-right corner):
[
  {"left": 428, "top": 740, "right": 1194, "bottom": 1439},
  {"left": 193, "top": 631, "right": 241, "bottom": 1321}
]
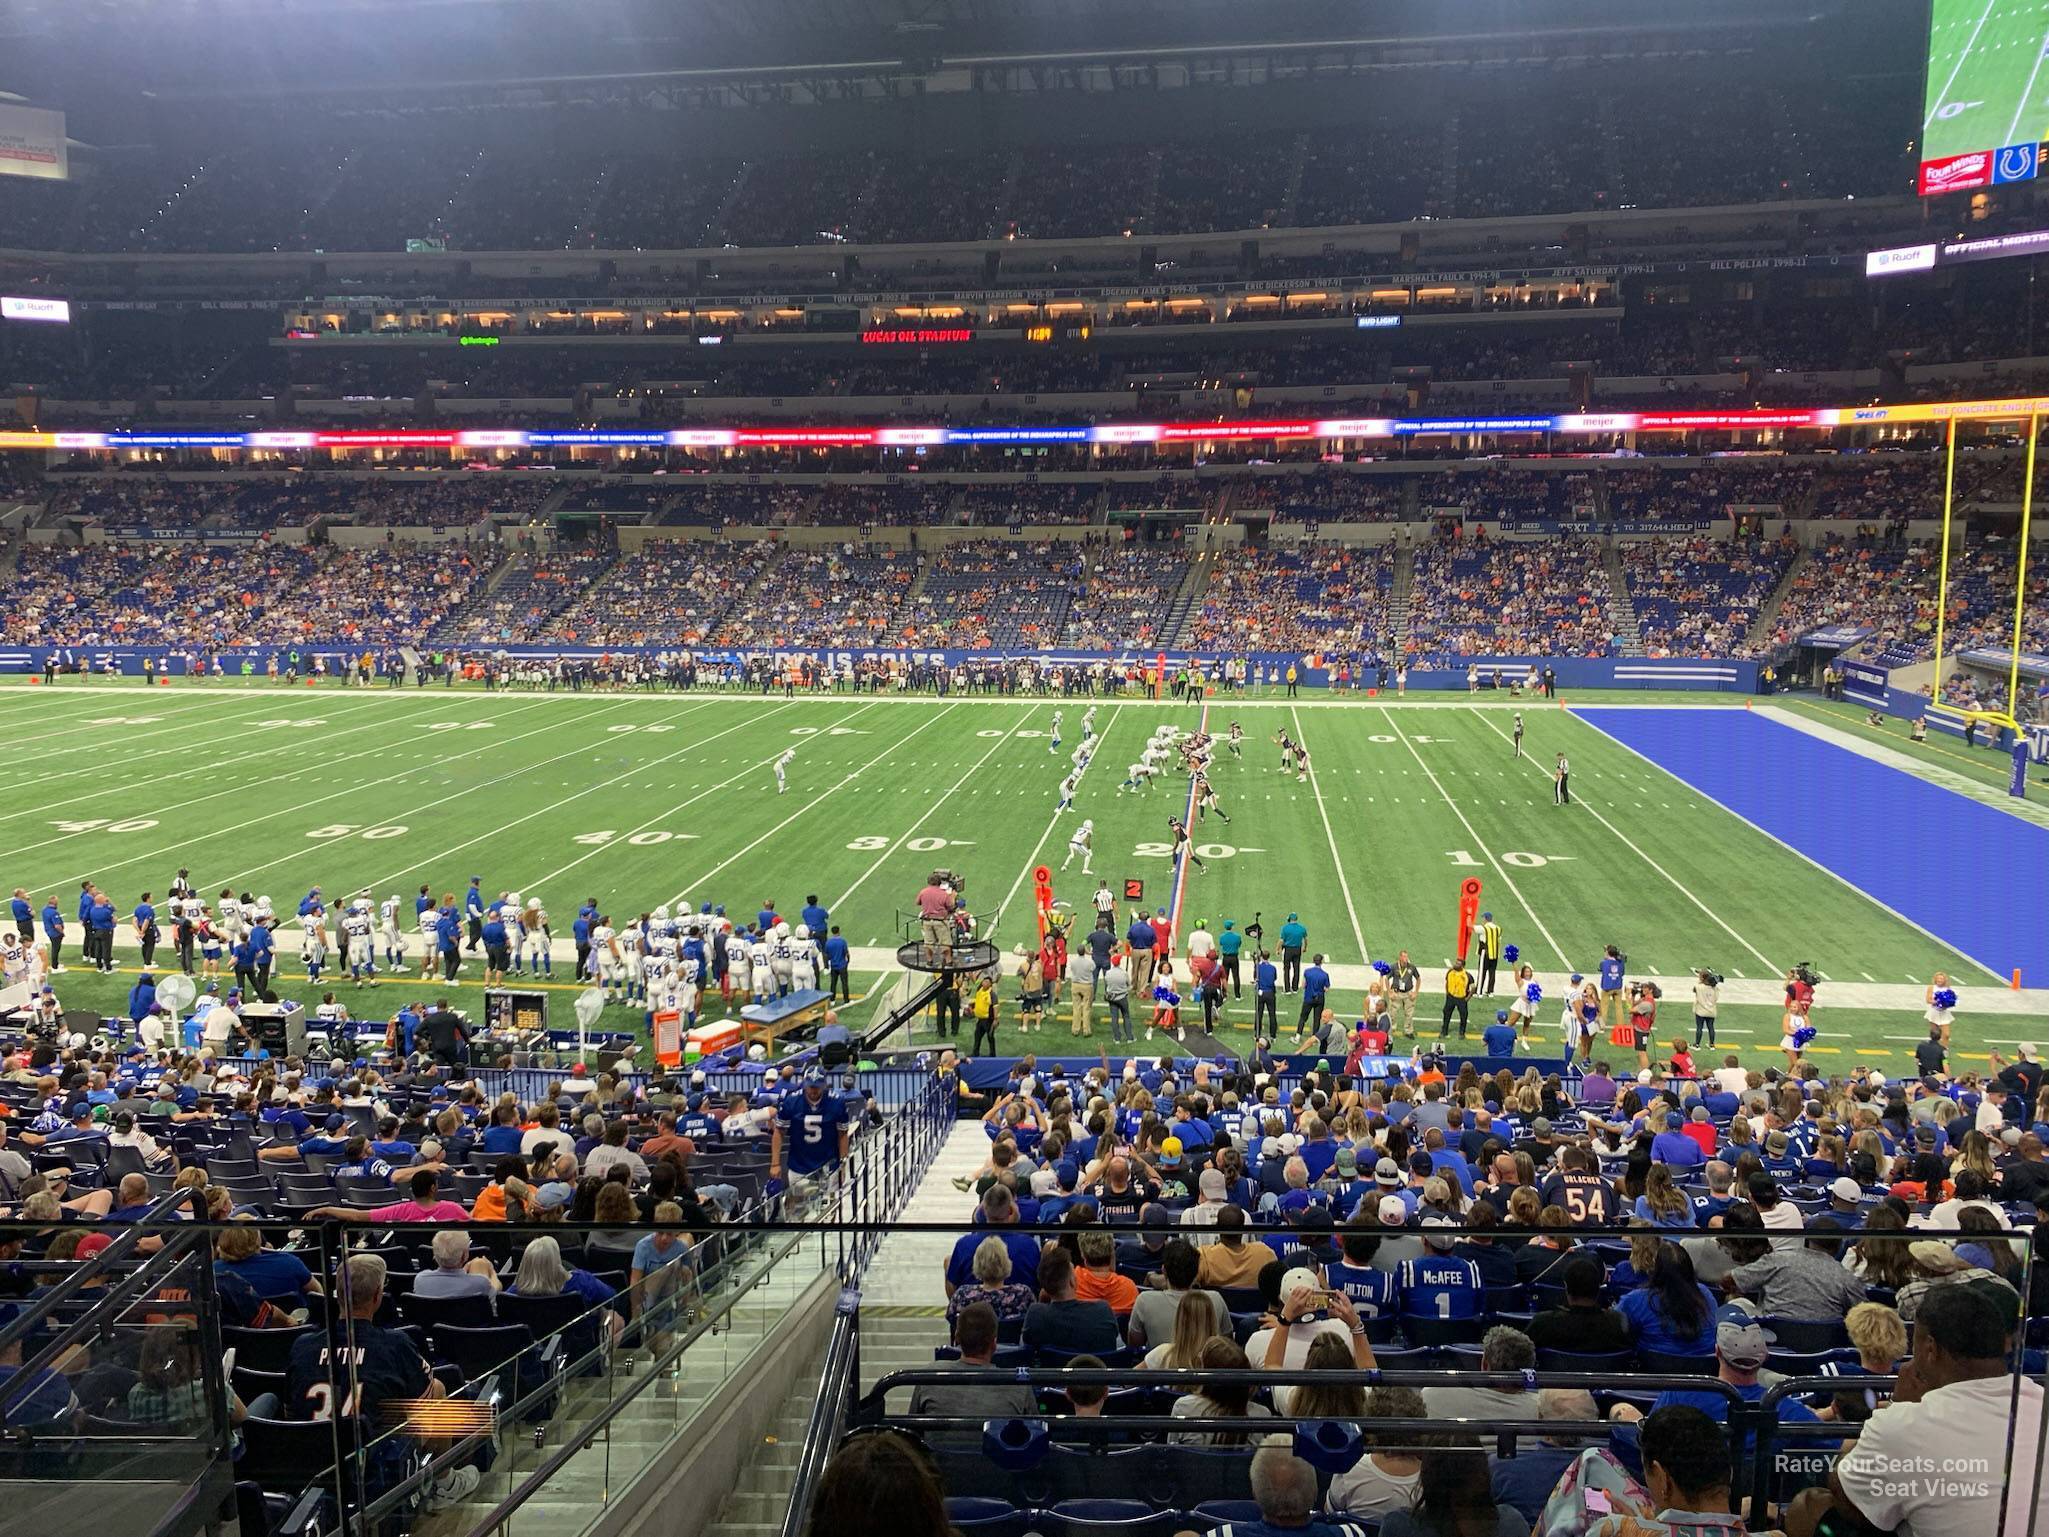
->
[
  {"left": 370, "top": 1199, "right": 471, "bottom": 1223},
  {"left": 915, "top": 885, "right": 955, "bottom": 920}
]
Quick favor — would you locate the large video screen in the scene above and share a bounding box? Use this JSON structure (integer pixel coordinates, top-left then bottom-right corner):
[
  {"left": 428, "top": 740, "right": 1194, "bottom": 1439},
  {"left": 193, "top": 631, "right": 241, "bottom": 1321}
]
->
[{"left": 1920, "top": 0, "right": 2049, "bottom": 193}]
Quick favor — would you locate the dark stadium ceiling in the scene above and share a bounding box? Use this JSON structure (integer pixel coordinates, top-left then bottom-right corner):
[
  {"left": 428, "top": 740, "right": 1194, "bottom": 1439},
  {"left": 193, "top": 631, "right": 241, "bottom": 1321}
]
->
[{"left": 0, "top": 0, "right": 1922, "bottom": 117}]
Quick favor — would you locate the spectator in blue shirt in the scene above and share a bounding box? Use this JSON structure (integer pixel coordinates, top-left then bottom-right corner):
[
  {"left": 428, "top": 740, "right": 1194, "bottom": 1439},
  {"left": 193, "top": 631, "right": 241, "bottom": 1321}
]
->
[
  {"left": 1297, "top": 954, "right": 1330, "bottom": 1032},
  {"left": 1253, "top": 952, "right": 1279, "bottom": 1037},
  {"left": 1651, "top": 1110, "right": 1707, "bottom": 1169},
  {"left": 1482, "top": 1010, "right": 1519, "bottom": 1057},
  {"left": 40, "top": 899, "right": 64, "bottom": 971},
  {"left": 127, "top": 973, "right": 158, "bottom": 1024},
  {"left": 823, "top": 926, "right": 851, "bottom": 1002},
  {"left": 1616, "top": 1245, "right": 1717, "bottom": 1356}
]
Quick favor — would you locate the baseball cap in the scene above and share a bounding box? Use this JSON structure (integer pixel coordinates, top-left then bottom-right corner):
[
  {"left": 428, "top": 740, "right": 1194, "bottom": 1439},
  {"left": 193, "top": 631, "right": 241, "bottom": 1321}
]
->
[
  {"left": 2023, "top": 1043, "right": 2041, "bottom": 1061},
  {"left": 1908, "top": 1240, "right": 1973, "bottom": 1275},
  {"left": 1531, "top": 1117, "right": 1553, "bottom": 1135},
  {"left": 1198, "top": 1167, "right": 1228, "bottom": 1200},
  {"left": 1716, "top": 1317, "right": 1774, "bottom": 1369},
  {"left": 1373, "top": 1157, "right": 1402, "bottom": 1187},
  {"left": 1376, "top": 1194, "right": 1409, "bottom": 1226},
  {"left": 1420, "top": 1215, "right": 1459, "bottom": 1249},
  {"left": 1334, "top": 1147, "right": 1357, "bottom": 1177},
  {"left": 534, "top": 1182, "right": 574, "bottom": 1211},
  {"left": 1279, "top": 1265, "right": 1322, "bottom": 1306},
  {"left": 1056, "top": 1160, "right": 1080, "bottom": 1192},
  {"left": 1665, "top": 1111, "right": 1683, "bottom": 1129},
  {"left": 75, "top": 1232, "right": 115, "bottom": 1261},
  {"left": 1829, "top": 1177, "right": 1863, "bottom": 1203},
  {"left": 1159, "top": 1137, "right": 1184, "bottom": 1167}
]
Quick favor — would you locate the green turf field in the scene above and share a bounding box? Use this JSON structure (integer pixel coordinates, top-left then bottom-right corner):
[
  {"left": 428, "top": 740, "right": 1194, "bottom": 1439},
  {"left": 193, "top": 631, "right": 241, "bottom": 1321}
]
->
[
  {"left": 5, "top": 680, "right": 2044, "bottom": 1074},
  {"left": 1923, "top": 0, "right": 2049, "bottom": 163}
]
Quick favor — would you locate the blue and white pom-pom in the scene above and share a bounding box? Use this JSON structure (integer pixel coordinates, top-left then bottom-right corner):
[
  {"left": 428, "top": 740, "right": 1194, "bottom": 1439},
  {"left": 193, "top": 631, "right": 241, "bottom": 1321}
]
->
[
  {"left": 1933, "top": 987, "right": 1958, "bottom": 1011},
  {"left": 1525, "top": 982, "right": 1543, "bottom": 1006},
  {"left": 1373, "top": 960, "right": 1393, "bottom": 976},
  {"left": 1503, "top": 944, "right": 1520, "bottom": 963},
  {"left": 1791, "top": 1023, "right": 1818, "bottom": 1050}
]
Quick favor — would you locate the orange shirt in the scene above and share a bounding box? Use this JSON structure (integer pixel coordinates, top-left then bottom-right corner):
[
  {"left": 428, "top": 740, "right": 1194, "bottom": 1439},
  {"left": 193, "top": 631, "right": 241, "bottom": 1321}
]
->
[{"left": 1074, "top": 1265, "right": 1140, "bottom": 1316}]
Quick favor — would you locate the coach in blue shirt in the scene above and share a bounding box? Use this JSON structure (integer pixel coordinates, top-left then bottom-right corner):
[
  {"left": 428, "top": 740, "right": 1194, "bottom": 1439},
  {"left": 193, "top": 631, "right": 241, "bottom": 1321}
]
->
[
  {"left": 1297, "top": 954, "right": 1330, "bottom": 1031},
  {"left": 435, "top": 903, "right": 462, "bottom": 982},
  {"left": 1253, "top": 951, "right": 1279, "bottom": 1037},
  {"left": 9, "top": 891, "right": 31, "bottom": 942},
  {"left": 823, "top": 927, "right": 850, "bottom": 1000},
  {"left": 465, "top": 879, "right": 485, "bottom": 951},
  {"left": 39, "top": 899, "right": 62, "bottom": 971},
  {"left": 801, "top": 896, "right": 829, "bottom": 935},
  {"left": 88, "top": 892, "right": 116, "bottom": 973},
  {"left": 246, "top": 917, "right": 274, "bottom": 993}
]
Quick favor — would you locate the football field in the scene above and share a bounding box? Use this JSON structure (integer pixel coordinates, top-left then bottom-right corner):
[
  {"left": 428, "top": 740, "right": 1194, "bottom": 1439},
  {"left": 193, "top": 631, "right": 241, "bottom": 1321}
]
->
[
  {"left": 1923, "top": 0, "right": 2049, "bottom": 161},
  {"left": 5, "top": 681, "right": 2046, "bottom": 1073}
]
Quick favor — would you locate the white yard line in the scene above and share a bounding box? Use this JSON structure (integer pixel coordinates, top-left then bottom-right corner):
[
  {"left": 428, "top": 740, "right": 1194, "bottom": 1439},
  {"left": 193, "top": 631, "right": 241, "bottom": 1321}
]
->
[
  {"left": 1470, "top": 707, "right": 1779, "bottom": 976},
  {"left": 1930, "top": 0, "right": 2000, "bottom": 126},
  {"left": 664, "top": 703, "right": 965, "bottom": 908},
  {"left": 1573, "top": 712, "right": 2010, "bottom": 986},
  {"left": 515, "top": 701, "right": 872, "bottom": 894},
  {"left": 832, "top": 704, "right": 1037, "bottom": 913},
  {"left": 9, "top": 697, "right": 564, "bottom": 872},
  {"left": 991, "top": 704, "right": 1125, "bottom": 932},
  {"left": 0, "top": 692, "right": 425, "bottom": 828},
  {"left": 203, "top": 697, "right": 690, "bottom": 892},
  {"left": 1292, "top": 704, "right": 1368, "bottom": 965},
  {"left": 2007, "top": 21, "right": 2049, "bottom": 145},
  {"left": 30, "top": 697, "right": 618, "bottom": 892},
  {"left": 0, "top": 689, "right": 342, "bottom": 786},
  {"left": 1378, "top": 705, "right": 1573, "bottom": 971},
  {"left": 356, "top": 700, "right": 798, "bottom": 899}
]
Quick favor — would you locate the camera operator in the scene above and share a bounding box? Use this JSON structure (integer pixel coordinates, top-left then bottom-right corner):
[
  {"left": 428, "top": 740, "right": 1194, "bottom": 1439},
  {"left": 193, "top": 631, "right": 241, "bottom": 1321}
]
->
[{"left": 915, "top": 870, "right": 958, "bottom": 967}]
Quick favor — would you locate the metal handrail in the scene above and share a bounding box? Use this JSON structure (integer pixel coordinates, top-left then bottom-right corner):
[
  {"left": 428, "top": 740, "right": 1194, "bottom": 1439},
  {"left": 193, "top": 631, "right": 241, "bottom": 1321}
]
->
[
  {"left": 453, "top": 1221, "right": 822, "bottom": 1537},
  {"left": 778, "top": 1298, "right": 862, "bottom": 1537}
]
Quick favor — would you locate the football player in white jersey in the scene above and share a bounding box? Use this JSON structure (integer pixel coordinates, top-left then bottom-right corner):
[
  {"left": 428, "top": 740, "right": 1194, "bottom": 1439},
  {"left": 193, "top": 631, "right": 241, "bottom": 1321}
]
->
[
  {"left": 343, "top": 897, "right": 377, "bottom": 987},
  {"left": 769, "top": 922, "right": 796, "bottom": 997},
  {"left": 1071, "top": 742, "right": 1092, "bottom": 770},
  {"left": 1063, "top": 818, "right": 1095, "bottom": 874},
  {"left": 726, "top": 928, "right": 754, "bottom": 1001},
  {"left": 1081, "top": 704, "right": 1097, "bottom": 741},
  {"left": 417, "top": 899, "right": 441, "bottom": 964},
  {"left": 380, "top": 894, "right": 407, "bottom": 972},
  {"left": 589, "top": 915, "right": 622, "bottom": 999},
  {"left": 788, "top": 927, "right": 819, "bottom": 993},
  {"left": 1048, "top": 709, "right": 1063, "bottom": 754},
  {"left": 748, "top": 929, "right": 773, "bottom": 1003},
  {"left": 519, "top": 898, "right": 552, "bottom": 977},
  {"left": 630, "top": 924, "right": 661, "bottom": 1007},
  {"left": 301, "top": 904, "right": 331, "bottom": 984},
  {"left": 774, "top": 748, "right": 796, "bottom": 795},
  {"left": 1056, "top": 768, "right": 1081, "bottom": 812},
  {"left": 216, "top": 889, "right": 245, "bottom": 944},
  {"left": 675, "top": 950, "right": 702, "bottom": 1026},
  {"left": 1119, "top": 759, "right": 1155, "bottom": 793}
]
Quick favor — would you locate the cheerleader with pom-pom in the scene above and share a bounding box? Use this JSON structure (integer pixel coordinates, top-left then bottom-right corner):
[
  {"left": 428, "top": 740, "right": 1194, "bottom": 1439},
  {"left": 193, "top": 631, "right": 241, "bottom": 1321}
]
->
[
  {"left": 1505, "top": 960, "right": 1539, "bottom": 1041},
  {"left": 1573, "top": 984, "right": 1602, "bottom": 1062},
  {"left": 1924, "top": 973, "right": 1958, "bottom": 1046},
  {"left": 1693, "top": 968, "right": 1721, "bottom": 1047},
  {"left": 1782, "top": 998, "right": 1817, "bottom": 1070},
  {"left": 1148, "top": 964, "right": 1182, "bottom": 1041}
]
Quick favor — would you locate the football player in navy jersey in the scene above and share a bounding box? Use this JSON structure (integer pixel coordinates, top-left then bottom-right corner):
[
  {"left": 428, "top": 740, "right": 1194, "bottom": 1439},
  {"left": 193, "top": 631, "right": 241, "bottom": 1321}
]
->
[{"left": 771, "top": 1067, "right": 850, "bottom": 1207}]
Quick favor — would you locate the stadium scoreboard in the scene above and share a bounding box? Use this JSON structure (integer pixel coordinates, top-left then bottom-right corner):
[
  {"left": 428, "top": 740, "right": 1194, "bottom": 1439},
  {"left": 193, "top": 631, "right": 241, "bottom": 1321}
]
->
[{"left": 1919, "top": 0, "right": 2049, "bottom": 194}]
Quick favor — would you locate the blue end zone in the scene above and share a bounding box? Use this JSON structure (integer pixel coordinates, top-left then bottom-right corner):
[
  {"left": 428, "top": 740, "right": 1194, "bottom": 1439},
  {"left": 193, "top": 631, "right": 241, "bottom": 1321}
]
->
[{"left": 1572, "top": 708, "right": 2049, "bottom": 986}]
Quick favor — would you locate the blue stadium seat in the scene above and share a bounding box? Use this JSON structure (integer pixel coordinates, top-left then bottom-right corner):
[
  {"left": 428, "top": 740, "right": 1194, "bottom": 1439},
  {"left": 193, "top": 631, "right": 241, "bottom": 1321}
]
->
[
  {"left": 946, "top": 1498, "right": 1034, "bottom": 1537},
  {"left": 1760, "top": 1317, "right": 1851, "bottom": 1353},
  {"left": 1634, "top": 1348, "right": 1717, "bottom": 1375},
  {"left": 1185, "top": 1502, "right": 1264, "bottom": 1529},
  {"left": 1037, "top": 1499, "right": 1185, "bottom": 1537},
  {"left": 1535, "top": 1348, "right": 1636, "bottom": 1374}
]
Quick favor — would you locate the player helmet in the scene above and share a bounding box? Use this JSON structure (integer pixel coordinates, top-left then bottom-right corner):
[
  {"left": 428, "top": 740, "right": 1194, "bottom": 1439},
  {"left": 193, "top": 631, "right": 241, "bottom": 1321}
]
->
[
  {"left": 1082, "top": 818, "right": 1093, "bottom": 831},
  {"left": 794, "top": 924, "right": 809, "bottom": 940},
  {"left": 774, "top": 921, "right": 790, "bottom": 939},
  {"left": 505, "top": 892, "right": 521, "bottom": 909},
  {"left": 654, "top": 905, "right": 670, "bottom": 921},
  {"left": 527, "top": 898, "right": 541, "bottom": 912}
]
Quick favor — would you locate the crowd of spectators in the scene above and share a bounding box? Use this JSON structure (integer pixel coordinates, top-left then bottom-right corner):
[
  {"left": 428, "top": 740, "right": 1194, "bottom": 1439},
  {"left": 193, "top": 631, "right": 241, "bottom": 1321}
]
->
[
  {"left": 1407, "top": 535, "right": 1615, "bottom": 665},
  {"left": 908, "top": 542, "right": 1087, "bottom": 649},
  {"left": 712, "top": 546, "right": 917, "bottom": 648},
  {"left": 1621, "top": 536, "right": 1796, "bottom": 659},
  {"left": 1060, "top": 540, "right": 1190, "bottom": 651},
  {"left": 539, "top": 540, "right": 778, "bottom": 647},
  {"left": 433, "top": 548, "right": 620, "bottom": 647},
  {"left": 1182, "top": 544, "right": 1393, "bottom": 660},
  {"left": 2, "top": 541, "right": 323, "bottom": 647},
  {"left": 0, "top": 62, "right": 1912, "bottom": 257}
]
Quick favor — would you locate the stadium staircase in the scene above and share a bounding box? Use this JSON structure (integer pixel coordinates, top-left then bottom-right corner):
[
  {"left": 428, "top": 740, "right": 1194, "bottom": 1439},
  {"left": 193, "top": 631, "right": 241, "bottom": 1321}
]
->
[
  {"left": 1389, "top": 542, "right": 1416, "bottom": 655},
  {"left": 1744, "top": 542, "right": 1811, "bottom": 652},
  {"left": 697, "top": 1371, "right": 829, "bottom": 1537},
  {"left": 1276, "top": 132, "right": 1311, "bottom": 229},
  {"left": 1600, "top": 542, "right": 1647, "bottom": 657},
  {"left": 1154, "top": 552, "right": 1214, "bottom": 648},
  {"left": 855, "top": 1121, "right": 998, "bottom": 1418}
]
